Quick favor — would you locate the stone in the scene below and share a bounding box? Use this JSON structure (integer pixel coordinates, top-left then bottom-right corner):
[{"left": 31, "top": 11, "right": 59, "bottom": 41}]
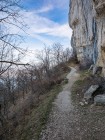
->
[
  {"left": 69, "top": 0, "right": 105, "bottom": 76},
  {"left": 84, "top": 101, "right": 88, "bottom": 105},
  {"left": 80, "top": 99, "right": 89, "bottom": 105},
  {"left": 84, "top": 85, "right": 99, "bottom": 100},
  {"left": 69, "top": 0, "right": 95, "bottom": 63},
  {"left": 94, "top": 95, "right": 105, "bottom": 105},
  {"left": 79, "top": 102, "right": 84, "bottom": 106}
]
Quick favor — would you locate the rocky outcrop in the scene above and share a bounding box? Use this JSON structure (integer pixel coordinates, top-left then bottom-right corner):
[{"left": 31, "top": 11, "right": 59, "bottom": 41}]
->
[
  {"left": 69, "top": 0, "right": 105, "bottom": 75},
  {"left": 79, "top": 85, "right": 99, "bottom": 106},
  {"left": 84, "top": 85, "right": 99, "bottom": 100},
  {"left": 94, "top": 94, "right": 105, "bottom": 105}
]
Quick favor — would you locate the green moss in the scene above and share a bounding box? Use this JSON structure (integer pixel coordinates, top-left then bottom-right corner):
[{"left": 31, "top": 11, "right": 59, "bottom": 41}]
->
[
  {"left": 74, "top": 79, "right": 83, "bottom": 86},
  {"left": 80, "top": 70, "right": 92, "bottom": 80}
]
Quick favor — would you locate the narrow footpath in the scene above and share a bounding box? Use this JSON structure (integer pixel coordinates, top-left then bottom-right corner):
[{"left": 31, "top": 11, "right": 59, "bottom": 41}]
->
[{"left": 40, "top": 67, "right": 79, "bottom": 140}]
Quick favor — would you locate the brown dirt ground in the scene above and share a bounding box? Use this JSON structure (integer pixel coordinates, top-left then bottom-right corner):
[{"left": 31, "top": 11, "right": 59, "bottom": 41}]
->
[{"left": 40, "top": 68, "right": 105, "bottom": 140}]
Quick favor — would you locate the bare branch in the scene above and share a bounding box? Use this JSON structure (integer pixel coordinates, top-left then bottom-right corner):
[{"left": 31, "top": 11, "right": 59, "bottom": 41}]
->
[{"left": 0, "top": 61, "right": 29, "bottom": 66}]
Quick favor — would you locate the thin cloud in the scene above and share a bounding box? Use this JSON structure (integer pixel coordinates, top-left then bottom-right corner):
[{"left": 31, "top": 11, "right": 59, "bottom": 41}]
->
[
  {"left": 43, "top": 0, "right": 69, "bottom": 9},
  {"left": 5, "top": 7, "right": 72, "bottom": 49},
  {"left": 34, "top": 5, "right": 53, "bottom": 13},
  {"left": 22, "top": 10, "right": 72, "bottom": 40},
  {"left": 47, "top": 24, "right": 72, "bottom": 38}
]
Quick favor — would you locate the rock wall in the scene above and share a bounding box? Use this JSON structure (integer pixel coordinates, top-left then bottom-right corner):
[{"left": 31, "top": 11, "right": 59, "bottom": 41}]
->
[{"left": 69, "top": 0, "right": 105, "bottom": 74}]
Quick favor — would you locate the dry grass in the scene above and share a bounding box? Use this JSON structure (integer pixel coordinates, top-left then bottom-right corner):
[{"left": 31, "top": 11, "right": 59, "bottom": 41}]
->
[
  {"left": 15, "top": 71, "right": 70, "bottom": 140},
  {"left": 14, "top": 85, "right": 62, "bottom": 140},
  {"left": 70, "top": 69, "right": 105, "bottom": 140}
]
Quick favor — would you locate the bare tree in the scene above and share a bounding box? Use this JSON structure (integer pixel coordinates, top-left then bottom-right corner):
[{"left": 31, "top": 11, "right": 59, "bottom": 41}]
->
[
  {"left": 62, "top": 47, "right": 72, "bottom": 62},
  {"left": 0, "top": 0, "right": 28, "bottom": 76},
  {"left": 36, "top": 46, "right": 52, "bottom": 81},
  {"left": 52, "top": 43, "right": 63, "bottom": 65}
]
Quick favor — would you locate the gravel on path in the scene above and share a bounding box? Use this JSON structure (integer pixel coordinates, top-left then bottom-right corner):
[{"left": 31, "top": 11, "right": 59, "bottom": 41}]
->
[{"left": 40, "top": 67, "right": 79, "bottom": 140}]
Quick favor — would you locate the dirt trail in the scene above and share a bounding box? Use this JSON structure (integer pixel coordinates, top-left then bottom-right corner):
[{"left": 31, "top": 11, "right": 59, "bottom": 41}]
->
[{"left": 40, "top": 67, "right": 79, "bottom": 140}]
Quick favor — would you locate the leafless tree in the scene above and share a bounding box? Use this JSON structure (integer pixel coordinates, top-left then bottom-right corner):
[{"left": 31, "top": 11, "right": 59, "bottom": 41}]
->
[
  {"left": 36, "top": 46, "right": 52, "bottom": 81},
  {"left": 0, "top": 0, "right": 28, "bottom": 76},
  {"left": 62, "top": 47, "right": 72, "bottom": 62},
  {"left": 52, "top": 43, "right": 63, "bottom": 65}
]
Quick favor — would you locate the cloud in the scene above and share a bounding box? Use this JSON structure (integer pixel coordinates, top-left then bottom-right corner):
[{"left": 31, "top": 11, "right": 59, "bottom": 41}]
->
[
  {"left": 5, "top": 5, "right": 72, "bottom": 50},
  {"left": 34, "top": 5, "right": 53, "bottom": 13},
  {"left": 1, "top": 1, "right": 72, "bottom": 63},
  {"left": 22, "top": 0, "right": 69, "bottom": 10},
  {"left": 47, "top": 24, "right": 72, "bottom": 38},
  {"left": 43, "top": 0, "right": 70, "bottom": 9},
  {"left": 21, "top": 10, "right": 72, "bottom": 41}
]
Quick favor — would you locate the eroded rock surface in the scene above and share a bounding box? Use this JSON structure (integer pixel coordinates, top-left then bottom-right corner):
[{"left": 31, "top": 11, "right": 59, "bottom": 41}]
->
[{"left": 69, "top": 0, "right": 105, "bottom": 75}]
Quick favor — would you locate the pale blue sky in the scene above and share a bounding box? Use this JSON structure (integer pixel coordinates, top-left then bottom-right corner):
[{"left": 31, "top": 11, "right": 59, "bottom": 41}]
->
[{"left": 18, "top": 0, "right": 72, "bottom": 62}]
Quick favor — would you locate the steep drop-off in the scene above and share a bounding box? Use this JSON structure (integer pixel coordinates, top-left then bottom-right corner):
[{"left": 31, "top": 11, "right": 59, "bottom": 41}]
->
[{"left": 69, "top": 0, "right": 105, "bottom": 75}]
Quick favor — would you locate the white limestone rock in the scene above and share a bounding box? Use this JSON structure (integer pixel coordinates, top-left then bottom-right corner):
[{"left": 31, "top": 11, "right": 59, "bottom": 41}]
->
[
  {"left": 94, "top": 95, "right": 105, "bottom": 105},
  {"left": 69, "top": 0, "right": 105, "bottom": 75},
  {"left": 84, "top": 85, "right": 99, "bottom": 100}
]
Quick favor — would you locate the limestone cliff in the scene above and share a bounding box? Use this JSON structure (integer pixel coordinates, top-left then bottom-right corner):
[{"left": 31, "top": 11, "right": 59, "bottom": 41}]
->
[{"left": 69, "top": 0, "right": 105, "bottom": 74}]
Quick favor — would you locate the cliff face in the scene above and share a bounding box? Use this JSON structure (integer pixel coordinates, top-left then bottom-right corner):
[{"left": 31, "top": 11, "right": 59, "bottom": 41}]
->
[{"left": 69, "top": 0, "right": 105, "bottom": 74}]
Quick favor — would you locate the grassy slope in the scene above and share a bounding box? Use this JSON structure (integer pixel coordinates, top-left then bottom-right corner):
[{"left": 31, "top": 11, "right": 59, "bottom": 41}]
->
[
  {"left": 10, "top": 67, "right": 70, "bottom": 140},
  {"left": 16, "top": 85, "right": 62, "bottom": 140},
  {"left": 71, "top": 70, "right": 105, "bottom": 140},
  {"left": 71, "top": 70, "right": 91, "bottom": 104},
  {"left": 71, "top": 69, "right": 103, "bottom": 104}
]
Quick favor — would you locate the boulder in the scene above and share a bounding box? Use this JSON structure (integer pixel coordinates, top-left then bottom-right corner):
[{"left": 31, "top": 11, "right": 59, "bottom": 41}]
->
[
  {"left": 84, "top": 85, "right": 99, "bottom": 100},
  {"left": 94, "top": 95, "right": 105, "bottom": 105},
  {"left": 93, "top": 66, "right": 102, "bottom": 75}
]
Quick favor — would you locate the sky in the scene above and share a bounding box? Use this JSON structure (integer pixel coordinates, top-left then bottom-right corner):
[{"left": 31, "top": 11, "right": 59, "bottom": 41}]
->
[{"left": 18, "top": 0, "right": 72, "bottom": 62}]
